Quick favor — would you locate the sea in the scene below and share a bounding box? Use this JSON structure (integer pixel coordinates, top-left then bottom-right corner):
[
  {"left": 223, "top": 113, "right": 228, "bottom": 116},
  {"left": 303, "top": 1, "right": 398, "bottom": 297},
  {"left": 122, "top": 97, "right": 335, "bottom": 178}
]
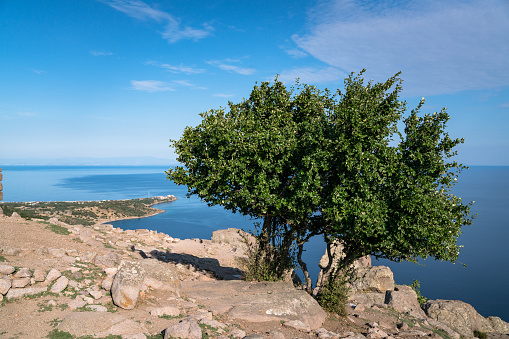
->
[{"left": 0, "top": 165, "right": 507, "bottom": 322}]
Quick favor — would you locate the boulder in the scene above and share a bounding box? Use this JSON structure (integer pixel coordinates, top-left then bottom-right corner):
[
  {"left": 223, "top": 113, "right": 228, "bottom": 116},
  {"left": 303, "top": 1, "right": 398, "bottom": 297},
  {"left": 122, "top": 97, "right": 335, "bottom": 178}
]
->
[
  {"left": 182, "top": 280, "right": 327, "bottom": 330},
  {"left": 58, "top": 312, "right": 146, "bottom": 337},
  {"left": 422, "top": 299, "right": 483, "bottom": 337},
  {"left": 384, "top": 285, "right": 426, "bottom": 318},
  {"left": 0, "top": 278, "right": 12, "bottom": 295},
  {"left": 350, "top": 266, "right": 394, "bottom": 293},
  {"left": 6, "top": 286, "right": 47, "bottom": 299},
  {"left": 482, "top": 316, "right": 509, "bottom": 334},
  {"left": 44, "top": 268, "right": 62, "bottom": 285},
  {"left": 150, "top": 306, "right": 180, "bottom": 317},
  {"left": 12, "top": 278, "right": 30, "bottom": 288},
  {"left": 163, "top": 317, "right": 202, "bottom": 339},
  {"left": 316, "top": 240, "right": 371, "bottom": 289},
  {"left": 111, "top": 260, "right": 145, "bottom": 309},
  {"left": 50, "top": 276, "right": 69, "bottom": 293},
  {"left": 0, "top": 264, "right": 15, "bottom": 275},
  {"left": 139, "top": 259, "right": 181, "bottom": 296},
  {"left": 211, "top": 228, "right": 254, "bottom": 252},
  {"left": 14, "top": 267, "right": 32, "bottom": 278}
]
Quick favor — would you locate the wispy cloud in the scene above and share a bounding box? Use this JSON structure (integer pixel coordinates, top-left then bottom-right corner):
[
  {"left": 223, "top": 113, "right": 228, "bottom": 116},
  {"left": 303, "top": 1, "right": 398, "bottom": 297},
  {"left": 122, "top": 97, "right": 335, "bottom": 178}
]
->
[
  {"left": 17, "top": 112, "right": 37, "bottom": 117},
  {"left": 207, "top": 59, "right": 256, "bottom": 76},
  {"left": 292, "top": 0, "right": 509, "bottom": 96},
  {"left": 102, "top": 0, "right": 213, "bottom": 43},
  {"left": 277, "top": 67, "right": 346, "bottom": 84},
  {"left": 501, "top": 102, "right": 509, "bottom": 108},
  {"left": 30, "top": 69, "right": 47, "bottom": 75},
  {"left": 146, "top": 61, "right": 205, "bottom": 74},
  {"left": 91, "top": 50, "right": 113, "bottom": 56},
  {"left": 214, "top": 93, "right": 234, "bottom": 98},
  {"left": 131, "top": 80, "right": 174, "bottom": 92}
]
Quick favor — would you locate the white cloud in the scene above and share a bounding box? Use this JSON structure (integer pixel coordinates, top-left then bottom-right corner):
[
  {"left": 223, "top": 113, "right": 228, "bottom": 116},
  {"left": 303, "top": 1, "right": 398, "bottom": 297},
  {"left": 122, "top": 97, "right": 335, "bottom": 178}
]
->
[
  {"left": 207, "top": 60, "right": 256, "bottom": 76},
  {"left": 277, "top": 66, "right": 346, "bottom": 84},
  {"left": 102, "top": 0, "right": 213, "bottom": 43},
  {"left": 293, "top": 0, "right": 509, "bottom": 96},
  {"left": 17, "top": 112, "right": 37, "bottom": 117},
  {"left": 214, "top": 93, "right": 234, "bottom": 98},
  {"left": 30, "top": 69, "right": 47, "bottom": 75},
  {"left": 146, "top": 61, "right": 205, "bottom": 74},
  {"left": 130, "top": 80, "right": 174, "bottom": 92},
  {"left": 91, "top": 50, "right": 113, "bottom": 56}
]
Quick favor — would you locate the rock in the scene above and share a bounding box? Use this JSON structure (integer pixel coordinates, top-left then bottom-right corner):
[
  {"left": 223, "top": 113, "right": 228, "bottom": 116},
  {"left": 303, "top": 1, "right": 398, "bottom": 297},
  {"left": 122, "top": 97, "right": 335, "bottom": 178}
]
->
[
  {"left": 182, "top": 280, "right": 327, "bottom": 330},
  {"left": 268, "top": 331, "right": 286, "bottom": 339},
  {"left": 229, "top": 328, "right": 246, "bottom": 338},
  {"left": 384, "top": 285, "right": 426, "bottom": 318},
  {"left": 89, "top": 289, "right": 103, "bottom": 299},
  {"left": 105, "top": 267, "right": 118, "bottom": 276},
  {"left": 350, "top": 266, "right": 394, "bottom": 293},
  {"left": 0, "top": 278, "right": 12, "bottom": 295},
  {"left": 50, "top": 276, "right": 69, "bottom": 293},
  {"left": 10, "top": 212, "right": 22, "bottom": 219},
  {"left": 68, "top": 296, "right": 87, "bottom": 310},
  {"left": 150, "top": 306, "right": 180, "bottom": 317},
  {"left": 139, "top": 259, "right": 181, "bottom": 296},
  {"left": 316, "top": 240, "right": 371, "bottom": 289},
  {"left": 86, "top": 304, "right": 108, "bottom": 312},
  {"left": 58, "top": 312, "right": 146, "bottom": 337},
  {"left": 14, "top": 267, "right": 32, "bottom": 278},
  {"left": 163, "top": 317, "right": 202, "bottom": 339},
  {"left": 0, "top": 264, "right": 15, "bottom": 275},
  {"left": 1, "top": 247, "right": 20, "bottom": 256},
  {"left": 111, "top": 260, "right": 145, "bottom": 309},
  {"left": 482, "top": 316, "right": 509, "bottom": 334},
  {"left": 283, "top": 319, "right": 311, "bottom": 332},
  {"left": 81, "top": 251, "right": 97, "bottom": 263},
  {"left": 422, "top": 299, "right": 483, "bottom": 337},
  {"left": 95, "top": 254, "right": 116, "bottom": 268},
  {"left": 102, "top": 276, "right": 114, "bottom": 291},
  {"left": 349, "top": 293, "right": 386, "bottom": 307},
  {"left": 48, "top": 248, "right": 66, "bottom": 257},
  {"left": 44, "top": 268, "right": 62, "bottom": 285},
  {"left": 6, "top": 286, "right": 47, "bottom": 299},
  {"left": 33, "top": 269, "right": 46, "bottom": 282},
  {"left": 12, "top": 278, "right": 30, "bottom": 288},
  {"left": 210, "top": 228, "right": 253, "bottom": 252},
  {"left": 35, "top": 246, "right": 49, "bottom": 256}
]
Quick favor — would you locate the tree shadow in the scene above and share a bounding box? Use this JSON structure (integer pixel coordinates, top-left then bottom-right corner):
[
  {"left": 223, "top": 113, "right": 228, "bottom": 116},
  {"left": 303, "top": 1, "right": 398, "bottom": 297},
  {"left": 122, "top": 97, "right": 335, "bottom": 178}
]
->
[{"left": 130, "top": 245, "right": 243, "bottom": 280}]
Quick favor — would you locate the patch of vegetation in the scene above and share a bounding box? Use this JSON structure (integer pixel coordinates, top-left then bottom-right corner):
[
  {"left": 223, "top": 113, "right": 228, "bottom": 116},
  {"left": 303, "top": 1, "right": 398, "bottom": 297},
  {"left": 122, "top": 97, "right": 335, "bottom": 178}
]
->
[
  {"left": 0, "top": 197, "right": 175, "bottom": 226},
  {"left": 158, "top": 314, "right": 183, "bottom": 320},
  {"left": 315, "top": 272, "right": 350, "bottom": 317},
  {"left": 43, "top": 222, "right": 72, "bottom": 235},
  {"left": 199, "top": 323, "right": 220, "bottom": 339},
  {"left": 46, "top": 330, "right": 122, "bottom": 339},
  {"left": 49, "top": 318, "right": 63, "bottom": 328},
  {"left": 0, "top": 255, "right": 6, "bottom": 262},
  {"left": 145, "top": 334, "right": 164, "bottom": 339},
  {"left": 38, "top": 301, "right": 54, "bottom": 312},
  {"left": 474, "top": 330, "right": 488, "bottom": 339},
  {"left": 104, "top": 301, "right": 118, "bottom": 313},
  {"left": 409, "top": 279, "right": 428, "bottom": 305}
]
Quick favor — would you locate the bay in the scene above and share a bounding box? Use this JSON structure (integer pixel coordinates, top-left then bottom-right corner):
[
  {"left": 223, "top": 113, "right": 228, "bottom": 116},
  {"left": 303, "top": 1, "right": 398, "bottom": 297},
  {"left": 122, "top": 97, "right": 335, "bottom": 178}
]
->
[{"left": 0, "top": 165, "right": 507, "bottom": 322}]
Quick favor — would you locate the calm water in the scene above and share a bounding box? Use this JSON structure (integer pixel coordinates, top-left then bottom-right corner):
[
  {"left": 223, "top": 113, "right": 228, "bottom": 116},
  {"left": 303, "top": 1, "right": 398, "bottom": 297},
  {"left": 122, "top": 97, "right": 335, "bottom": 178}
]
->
[{"left": 0, "top": 165, "right": 507, "bottom": 321}]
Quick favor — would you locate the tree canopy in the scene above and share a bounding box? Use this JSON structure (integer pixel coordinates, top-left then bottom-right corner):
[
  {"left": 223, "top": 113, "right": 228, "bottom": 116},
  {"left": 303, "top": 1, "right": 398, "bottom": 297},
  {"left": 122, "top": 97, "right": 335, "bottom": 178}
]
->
[{"left": 166, "top": 71, "right": 475, "bottom": 291}]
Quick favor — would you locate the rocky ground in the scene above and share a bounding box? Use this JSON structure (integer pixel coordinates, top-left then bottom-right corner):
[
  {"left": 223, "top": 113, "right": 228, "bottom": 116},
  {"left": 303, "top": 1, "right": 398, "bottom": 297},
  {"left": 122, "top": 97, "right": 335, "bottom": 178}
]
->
[{"left": 1, "top": 203, "right": 508, "bottom": 339}]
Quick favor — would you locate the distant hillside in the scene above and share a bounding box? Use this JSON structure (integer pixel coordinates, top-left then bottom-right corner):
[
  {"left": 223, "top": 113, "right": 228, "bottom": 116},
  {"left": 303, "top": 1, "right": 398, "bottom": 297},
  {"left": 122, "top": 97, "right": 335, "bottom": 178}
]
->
[{"left": 0, "top": 156, "right": 175, "bottom": 166}]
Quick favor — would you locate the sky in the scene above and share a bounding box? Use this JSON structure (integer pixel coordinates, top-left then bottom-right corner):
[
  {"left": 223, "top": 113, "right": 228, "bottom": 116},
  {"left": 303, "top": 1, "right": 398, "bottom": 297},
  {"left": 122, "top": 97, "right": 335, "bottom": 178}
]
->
[{"left": 1, "top": 0, "right": 508, "bottom": 165}]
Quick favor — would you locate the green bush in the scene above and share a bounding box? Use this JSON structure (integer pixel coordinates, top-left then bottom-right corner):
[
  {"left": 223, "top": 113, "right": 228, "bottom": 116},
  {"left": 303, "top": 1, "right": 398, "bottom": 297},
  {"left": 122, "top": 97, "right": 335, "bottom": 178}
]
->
[
  {"left": 474, "top": 330, "right": 487, "bottom": 339},
  {"left": 315, "top": 272, "right": 350, "bottom": 316}
]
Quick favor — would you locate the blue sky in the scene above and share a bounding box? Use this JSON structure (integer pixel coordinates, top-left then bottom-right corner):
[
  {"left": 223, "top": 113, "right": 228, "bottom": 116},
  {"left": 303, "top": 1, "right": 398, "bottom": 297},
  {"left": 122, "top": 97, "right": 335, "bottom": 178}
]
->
[{"left": 1, "top": 0, "right": 508, "bottom": 165}]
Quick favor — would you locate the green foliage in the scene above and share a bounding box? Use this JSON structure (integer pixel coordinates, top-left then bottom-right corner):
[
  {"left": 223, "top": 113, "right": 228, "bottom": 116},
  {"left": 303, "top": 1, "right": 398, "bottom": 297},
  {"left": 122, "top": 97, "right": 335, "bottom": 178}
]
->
[
  {"left": 0, "top": 255, "right": 6, "bottom": 262},
  {"left": 44, "top": 222, "right": 72, "bottom": 235},
  {"left": 474, "top": 331, "right": 488, "bottom": 339},
  {"left": 315, "top": 271, "right": 350, "bottom": 316},
  {"left": 239, "top": 225, "right": 295, "bottom": 282},
  {"left": 167, "top": 71, "right": 475, "bottom": 291},
  {"left": 409, "top": 279, "right": 428, "bottom": 305}
]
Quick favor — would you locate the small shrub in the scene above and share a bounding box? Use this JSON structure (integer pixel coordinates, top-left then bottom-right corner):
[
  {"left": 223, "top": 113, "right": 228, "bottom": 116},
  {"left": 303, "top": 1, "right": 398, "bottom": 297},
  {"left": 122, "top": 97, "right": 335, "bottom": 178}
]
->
[
  {"left": 474, "top": 330, "right": 487, "bottom": 339},
  {"left": 315, "top": 272, "right": 350, "bottom": 317},
  {"left": 409, "top": 279, "right": 428, "bottom": 305},
  {"left": 0, "top": 255, "right": 6, "bottom": 262}
]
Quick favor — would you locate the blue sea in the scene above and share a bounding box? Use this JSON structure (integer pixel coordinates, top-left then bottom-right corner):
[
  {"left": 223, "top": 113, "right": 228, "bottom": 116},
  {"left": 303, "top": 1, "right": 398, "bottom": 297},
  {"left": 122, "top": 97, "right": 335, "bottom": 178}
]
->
[{"left": 0, "top": 165, "right": 507, "bottom": 322}]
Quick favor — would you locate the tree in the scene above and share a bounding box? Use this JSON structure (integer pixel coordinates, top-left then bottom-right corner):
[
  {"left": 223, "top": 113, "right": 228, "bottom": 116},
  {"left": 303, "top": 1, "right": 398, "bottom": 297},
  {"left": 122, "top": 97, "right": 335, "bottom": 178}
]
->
[{"left": 166, "top": 71, "right": 474, "bottom": 293}]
